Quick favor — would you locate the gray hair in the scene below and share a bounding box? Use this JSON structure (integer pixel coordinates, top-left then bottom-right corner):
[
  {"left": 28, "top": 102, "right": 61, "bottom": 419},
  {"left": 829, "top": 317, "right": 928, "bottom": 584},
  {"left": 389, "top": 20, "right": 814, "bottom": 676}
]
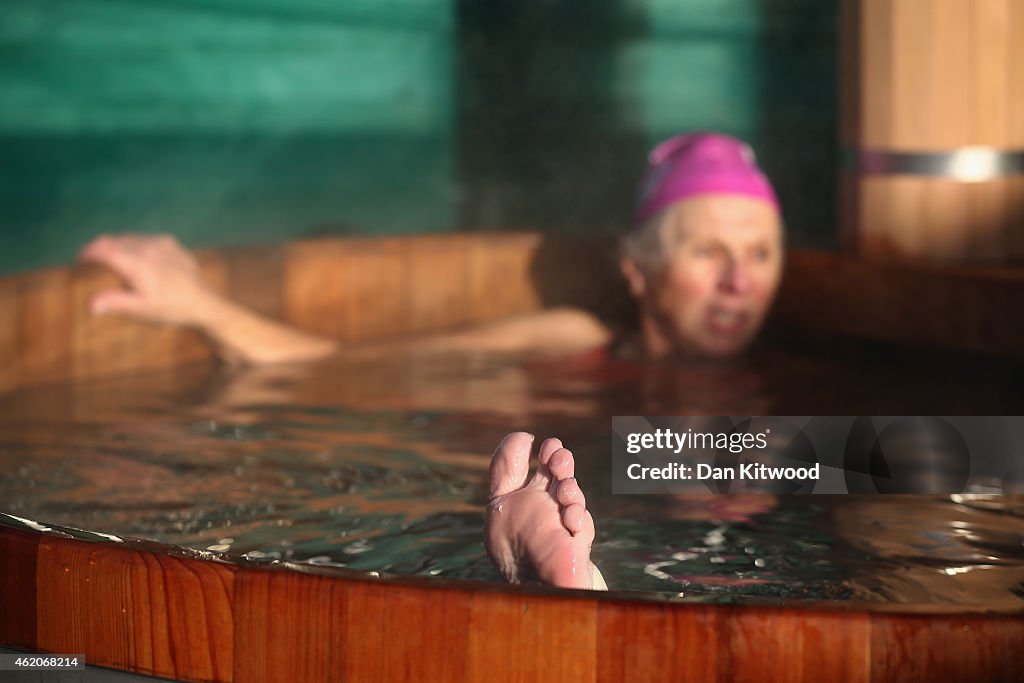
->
[
  {"left": 619, "top": 206, "right": 676, "bottom": 272},
  {"left": 620, "top": 202, "right": 786, "bottom": 272}
]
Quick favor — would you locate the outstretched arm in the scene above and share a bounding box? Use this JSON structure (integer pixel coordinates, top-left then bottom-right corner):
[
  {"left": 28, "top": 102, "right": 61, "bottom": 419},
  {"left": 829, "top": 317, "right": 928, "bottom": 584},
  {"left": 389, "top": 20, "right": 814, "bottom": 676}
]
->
[
  {"left": 79, "top": 234, "right": 613, "bottom": 364},
  {"left": 79, "top": 234, "right": 338, "bottom": 365}
]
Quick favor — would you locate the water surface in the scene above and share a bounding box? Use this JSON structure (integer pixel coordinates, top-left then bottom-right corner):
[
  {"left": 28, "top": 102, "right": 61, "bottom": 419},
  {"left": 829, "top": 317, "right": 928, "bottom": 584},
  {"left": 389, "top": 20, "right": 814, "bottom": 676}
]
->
[{"left": 1, "top": 342, "right": 1022, "bottom": 611}]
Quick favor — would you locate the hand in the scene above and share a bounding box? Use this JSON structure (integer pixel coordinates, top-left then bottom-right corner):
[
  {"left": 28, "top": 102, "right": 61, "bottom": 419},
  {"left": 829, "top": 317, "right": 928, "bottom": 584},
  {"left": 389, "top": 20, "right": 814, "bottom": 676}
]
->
[{"left": 78, "top": 233, "right": 222, "bottom": 327}]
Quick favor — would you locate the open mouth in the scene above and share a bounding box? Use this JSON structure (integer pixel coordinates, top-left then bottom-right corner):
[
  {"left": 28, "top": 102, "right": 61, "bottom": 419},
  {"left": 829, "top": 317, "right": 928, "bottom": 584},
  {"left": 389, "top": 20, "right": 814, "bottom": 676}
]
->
[{"left": 705, "top": 307, "right": 751, "bottom": 336}]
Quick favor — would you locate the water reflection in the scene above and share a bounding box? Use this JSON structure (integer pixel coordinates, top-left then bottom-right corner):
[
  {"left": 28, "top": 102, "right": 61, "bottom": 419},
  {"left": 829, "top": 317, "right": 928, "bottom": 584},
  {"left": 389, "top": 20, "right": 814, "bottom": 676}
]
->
[{"left": 0, "top": 345, "right": 1022, "bottom": 610}]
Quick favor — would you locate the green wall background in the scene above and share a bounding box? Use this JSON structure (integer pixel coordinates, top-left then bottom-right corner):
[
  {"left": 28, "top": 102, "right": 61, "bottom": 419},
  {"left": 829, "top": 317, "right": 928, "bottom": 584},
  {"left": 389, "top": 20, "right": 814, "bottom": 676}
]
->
[{"left": 0, "top": 0, "right": 836, "bottom": 275}]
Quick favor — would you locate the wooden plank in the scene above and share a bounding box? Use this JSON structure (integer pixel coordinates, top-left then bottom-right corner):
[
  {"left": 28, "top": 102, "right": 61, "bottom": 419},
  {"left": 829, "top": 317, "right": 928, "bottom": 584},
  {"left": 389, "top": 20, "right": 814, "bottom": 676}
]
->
[
  {"left": 16, "top": 268, "right": 72, "bottom": 387},
  {"left": 858, "top": 0, "right": 893, "bottom": 148},
  {"left": 283, "top": 238, "right": 410, "bottom": 343},
  {"left": 1011, "top": 0, "right": 1024, "bottom": 147},
  {"left": 34, "top": 537, "right": 235, "bottom": 682},
  {"left": 345, "top": 580, "right": 473, "bottom": 682},
  {"left": 4, "top": 526, "right": 1024, "bottom": 683},
  {"left": 971, "top": 0, "right": 1010, "bottom": 146},
  {"left": 0, "top": 281, "right": 18, "bottom": 394},
  {"left": 927, "top": 0, "right": 969, "bottom": 149},
  {"left": 0, "top": 525, "right": 39, "bottom": 650},
  {"left": 597, "top": 602, "right": 726, "bottom": 683},
  {"left": 224, "top": 245, "right": 285, "bottom": 321},
  {"left": 776, "top": 250, "right": 1024, "bottom": 358},
  {"left": 406, "top": 236, "right": 472, "bottom": 333},
  {"left": 730, "top": 608, "right": 870, "bottom": 683},
  {"left": 465, "top": 590, "right": 597, "bottom": 683},
  {"left": 234, "top": 569, "right": 345, "bottom": 683},
  {"left": 870, "top": 614, "right": 1024, "bottom": 683},
  {"left": 466, "top": 233, "right": 543, "bottom": 324},
  {"left": 890, "top": 0, "right": 931, "bottom": 149}
]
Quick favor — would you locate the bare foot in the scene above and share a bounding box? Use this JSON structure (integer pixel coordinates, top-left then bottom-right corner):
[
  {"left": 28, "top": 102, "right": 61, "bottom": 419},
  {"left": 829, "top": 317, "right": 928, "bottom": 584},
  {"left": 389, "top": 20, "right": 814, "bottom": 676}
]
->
[{"left": 484, "top": 432, "right": 607, "bottom": 590}]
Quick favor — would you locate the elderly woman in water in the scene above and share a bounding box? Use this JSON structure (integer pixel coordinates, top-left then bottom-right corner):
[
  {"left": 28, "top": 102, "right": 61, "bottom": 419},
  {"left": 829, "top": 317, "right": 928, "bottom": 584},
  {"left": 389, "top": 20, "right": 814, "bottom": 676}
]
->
[
  {"left": 80, "top": 132, "right": 782, "bottom": 364},
  {"left": 80, "top": 132, "right": 785, "bottom": 590}
]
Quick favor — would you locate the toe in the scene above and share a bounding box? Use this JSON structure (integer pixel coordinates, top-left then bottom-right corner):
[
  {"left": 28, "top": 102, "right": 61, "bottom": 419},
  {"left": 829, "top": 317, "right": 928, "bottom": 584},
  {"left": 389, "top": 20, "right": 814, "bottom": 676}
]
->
[
  {"left": 527, "top": 438, "right": 563, "bottom": 490},
  {"left": 548, "top": 447, "right": 576, "bottom": 482},
  {"left": 489, "top": 432, "right": 534, "bottom": 499},
  {"left": 555, "top": 477, "right": 585, "bottom": 509},
  {"left": 537, "top": 437, "right": 563, "bottom": 465},
  {"left": 576, "top": 508, "right": 596, "bottom": 543},
  {"left": 561, "top": 502, "right": 587, "bottom": 535}
]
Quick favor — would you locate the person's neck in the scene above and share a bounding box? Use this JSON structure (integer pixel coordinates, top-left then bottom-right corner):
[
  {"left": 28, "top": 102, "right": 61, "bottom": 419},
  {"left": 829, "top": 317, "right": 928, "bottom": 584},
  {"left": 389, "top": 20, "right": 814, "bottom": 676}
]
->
[{"left": 638, "top": 312, "right": 675, "bottom": 360}]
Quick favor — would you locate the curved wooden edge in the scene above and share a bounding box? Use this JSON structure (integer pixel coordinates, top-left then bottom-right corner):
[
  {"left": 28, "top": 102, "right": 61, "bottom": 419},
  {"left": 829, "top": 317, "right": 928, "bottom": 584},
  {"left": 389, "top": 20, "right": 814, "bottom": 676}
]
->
[
  {"left": 2, "top": 231, "right": 1024, "bottom": 397},
  {"left": 2, "top": 524, "right": 1022, "bottom": 683}
]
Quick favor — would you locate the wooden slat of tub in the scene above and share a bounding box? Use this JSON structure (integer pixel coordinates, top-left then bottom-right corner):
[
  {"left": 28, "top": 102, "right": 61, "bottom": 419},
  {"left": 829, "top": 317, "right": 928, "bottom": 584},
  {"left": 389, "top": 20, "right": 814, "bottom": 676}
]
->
[
  {"left": 4, "top": 526, "right": 1024, "bottom": 683},
  {"left": 0, "top": 282, "right": 19, "bottom": 393},
  {"left": 224, "top": 245, "right": 285, "bottom": 321},
  {"left": 15, "top": 269, "right": 73, "bottom": 388},
  {"left": 233, "top": 569, "right": 344, "bottom": 682},
  {"left": 283, "top": 238, "right": 410, "bottom": 343},
  {"left": 597, "top": 601, "right": 727, "bottom": 682},
  {"left": 730, "top": 607, "right": 870, "bottom": 683},
  {"left": 870, "top": 614, "right": 1024, "bottom": 683},
  {"left": 466, "top": 233, "right": 544, "bottom": 323},
  {"left": 0, "top": 526, "right": 38, "bottom": 650},
  {"left": 235, "top": 570, "right": 477, "bottom": 683},
  {"left": 348, "top": 581, "right": 474, "bottom": 681},
  {"left": 466, "top": 590, "right": 597, "bottom": 682},
  {"left": 406, "top": 235, "right": 472, "bottom": 333},
  {"left": 235, "top": 568, "right": 594, "bottom": 683},
  {"left": 34, "top": 537, "right": 235, "bottom": 682},
  {"left": 777, "top": 251, "right": 1024, "bottom": 359}
]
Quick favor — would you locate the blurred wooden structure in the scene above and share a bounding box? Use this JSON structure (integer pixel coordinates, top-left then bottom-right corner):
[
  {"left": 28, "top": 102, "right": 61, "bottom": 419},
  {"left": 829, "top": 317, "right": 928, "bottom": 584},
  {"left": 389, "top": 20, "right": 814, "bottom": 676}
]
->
[
  {"left": 2, "top": 233, "right": 1024, "bottom": 396},
  {"left": 2, "top": 521, "right": 1022, "bottom": 683},
  {"left": 840, "top": 0, "right": 1024, "bottom": 262}
]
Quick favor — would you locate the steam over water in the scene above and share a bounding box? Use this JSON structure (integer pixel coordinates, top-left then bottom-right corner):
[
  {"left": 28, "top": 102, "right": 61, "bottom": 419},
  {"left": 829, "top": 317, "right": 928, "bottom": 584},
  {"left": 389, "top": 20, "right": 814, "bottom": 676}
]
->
[{"left": 1, "top": 344, "right": 1022, "bottom": 611}]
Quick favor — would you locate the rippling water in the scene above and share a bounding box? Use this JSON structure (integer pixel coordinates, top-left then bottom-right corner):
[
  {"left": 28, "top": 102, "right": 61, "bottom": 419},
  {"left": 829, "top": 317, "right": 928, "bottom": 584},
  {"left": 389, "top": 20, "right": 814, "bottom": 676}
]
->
[{"left": 1, "top": 343, "right": 1022, "bottom": 611}]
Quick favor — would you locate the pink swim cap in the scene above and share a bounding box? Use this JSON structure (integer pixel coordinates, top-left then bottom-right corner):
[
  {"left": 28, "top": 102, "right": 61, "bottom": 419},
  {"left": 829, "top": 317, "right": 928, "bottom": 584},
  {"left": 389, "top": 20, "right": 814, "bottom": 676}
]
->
[{"left": 634, "top": 132, "right": 779, "bottom": 226}]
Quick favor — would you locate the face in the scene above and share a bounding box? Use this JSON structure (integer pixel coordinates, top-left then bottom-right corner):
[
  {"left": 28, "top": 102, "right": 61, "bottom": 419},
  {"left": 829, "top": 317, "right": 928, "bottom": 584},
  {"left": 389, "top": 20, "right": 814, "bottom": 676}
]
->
[{"left": 624, "top": 194, "right": 783, "bottom": 358}]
